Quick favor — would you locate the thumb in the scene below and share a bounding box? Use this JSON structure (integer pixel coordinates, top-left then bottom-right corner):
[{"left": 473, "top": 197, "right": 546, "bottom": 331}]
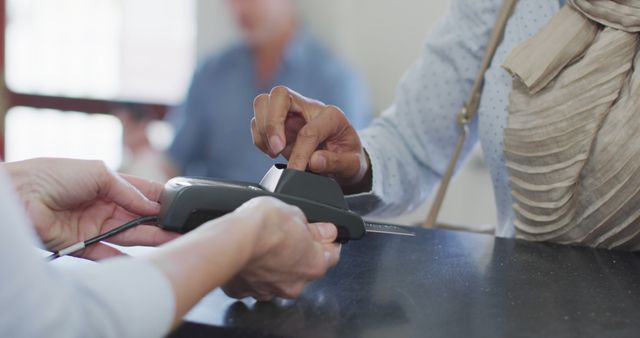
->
[
  {"left": 102, "top": 172, "right": 160, "bottom": 216},
  {"left": 308, "top": 150, "right": 366, "bottom": 184},
  {"left": 308, "top": 222, "right": 338, "bottom": 243}
]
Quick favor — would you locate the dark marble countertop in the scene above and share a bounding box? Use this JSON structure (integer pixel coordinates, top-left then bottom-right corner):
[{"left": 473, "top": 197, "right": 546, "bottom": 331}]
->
[{"left": 170, "top": 226, "right": 640, "bottom": 338}]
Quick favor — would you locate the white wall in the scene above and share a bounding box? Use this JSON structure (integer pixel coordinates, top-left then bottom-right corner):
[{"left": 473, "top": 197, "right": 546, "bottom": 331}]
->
[
  {"left": 195, "top": 0, "right": 498, "bottom": 229},
  {"left": 195, "top": 0, "right": 236, "bottom": 61},
  {"left": 297, "top": 1, "right": 449, "bottom": 111}
]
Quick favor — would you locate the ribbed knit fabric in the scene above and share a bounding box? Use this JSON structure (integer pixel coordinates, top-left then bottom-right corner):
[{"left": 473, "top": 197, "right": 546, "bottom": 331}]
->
[{"left": 503, "top": 0, "right": 640, "bottom": 250}]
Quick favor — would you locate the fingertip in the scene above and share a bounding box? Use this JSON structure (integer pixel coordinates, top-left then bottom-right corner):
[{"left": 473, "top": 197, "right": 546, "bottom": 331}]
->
[
  {"left": 135, "top": 198, "right": 161, "bottom": 217},
  {"left": 112, "top": 174, "right": 164, "bottom": 215},
  {"left": 146, "top": 199, "right": 162, "bottom": 212},
  {"left": 324, "top": 250, "right": 331, "bottom": 265},
  {"left": 253, "top": 93, "right": 269, "bottom": 108},
  {"left": 269, "top": 135, "right": 284, "bottom": 154},
  {"left": 324, "top": 244, "right": 341, "bottom": 268},
  {"left": 317, "top": 222, "right": 338, "bottom": 242},
  {"left": 309, "top": 153, "right": 327, "bottom": 172},
  {"left": 254, "top": 294, "right": 275, "bottom": 302}
]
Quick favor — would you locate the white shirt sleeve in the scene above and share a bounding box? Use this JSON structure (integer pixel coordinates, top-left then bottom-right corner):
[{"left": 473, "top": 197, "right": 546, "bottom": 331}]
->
[
  {"left": 347, "top": 0, "right": 502, "bottom": 217},
  {"left": 0, "top": 168, "right": 175, "bottom": 338}
]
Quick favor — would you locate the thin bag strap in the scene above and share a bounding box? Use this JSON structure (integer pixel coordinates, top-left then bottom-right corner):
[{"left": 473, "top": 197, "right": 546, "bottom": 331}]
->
[{"left": 423, "top": 0, "right": 518, "bottom": 228}]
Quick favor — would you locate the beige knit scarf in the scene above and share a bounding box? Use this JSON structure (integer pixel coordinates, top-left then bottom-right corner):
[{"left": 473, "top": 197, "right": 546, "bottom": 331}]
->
[{"left": 502, "top": 0, "right": 640, "bottom": 250}]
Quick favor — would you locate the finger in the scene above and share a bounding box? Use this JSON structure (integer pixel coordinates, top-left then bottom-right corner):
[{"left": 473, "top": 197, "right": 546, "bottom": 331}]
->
[
  {"left": 254, "top": 293, "right": 275, "bottom": 302},
  {"left": 281, "top": 144, "right": 294, "bottom": 160},
  {"left": 308, "top": 150, "right": 365, "bottom": 182},
  {"left": 221, "top": 281, "right": 251, "bottom": 299},
  {"left": 106, "top": 225, "right": 180, "bottom": 247},
  {"left": 303, "top": 243, "right": 334, "bottom": 279},
  {"left": 275, "top": 282, "right": 305, "bottom": 299},
  {"left": 100, "top": 170, "right": 161, "bottom": 216},
  {"left": 251, "top": 117, "right": 269, "bottom": 155},
  {"left": 280, "top": 114, "right": 307, "bottom": 159},
  {"left": 253, "top": 94, "right": 274, "bottom": 157},
  {"left": 307, "top": 222, "right": 338, "bottom": 243},
  {"left": 76, "top": 242, "right": 126, "bottom": 261},
  {"left": 323, "top": 243, "right": 341, "bottom": 269},
  {"left": 287, "top": 106, "right": 345, "bottom": 170},
  {"left": 265, "top": 86, "right": 294, "bottom": 154},
  {"left": 120, "top": 174, "right": 165, "bottom": 202}
]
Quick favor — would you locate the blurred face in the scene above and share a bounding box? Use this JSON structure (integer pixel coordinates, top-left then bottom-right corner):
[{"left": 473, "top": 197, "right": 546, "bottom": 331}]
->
[{"left": 227, "top": 0, "right": 294, "bottom": 46}]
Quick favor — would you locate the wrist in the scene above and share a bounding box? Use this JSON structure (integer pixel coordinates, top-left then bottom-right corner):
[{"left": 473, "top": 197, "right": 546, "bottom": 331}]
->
[
  {"left": 146, "top": 210, "right": 265, "bottom": 322},
  {"left": 229, "top": 199, "right": 293, "bottom": 262},
  {"left": 199, "top": 210, "right": 264, "bottom": 264},
  {"left": 341, "top": 148, "right": 372, "bottom": 195}
]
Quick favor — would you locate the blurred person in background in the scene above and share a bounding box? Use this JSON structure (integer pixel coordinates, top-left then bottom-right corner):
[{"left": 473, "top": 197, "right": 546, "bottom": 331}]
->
[
  {"left": 166, "top": 0, "right": 372, "bottom": 181},
  {"left": 115, "top": 103, "right": 173, "bottom": 183}
]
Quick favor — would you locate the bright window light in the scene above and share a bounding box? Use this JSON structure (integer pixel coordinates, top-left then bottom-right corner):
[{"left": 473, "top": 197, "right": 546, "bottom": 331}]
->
[
  {"left": 4, "top": 0, "right": 196, "bottom": 169},
  {"left": 5, "top": 0, "right": 196, "bottom": 104},
  {"left": 5, "top": 107, "right": 123, "bottom": 169}
]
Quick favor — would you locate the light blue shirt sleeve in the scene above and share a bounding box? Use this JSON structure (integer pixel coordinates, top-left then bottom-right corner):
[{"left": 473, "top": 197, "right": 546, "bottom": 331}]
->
[
  {"left": 347, "top": 0, "right": 502, "bottom": 217},
  {"left": 0, "top": 169, "right": 175, "bottom": 338}
]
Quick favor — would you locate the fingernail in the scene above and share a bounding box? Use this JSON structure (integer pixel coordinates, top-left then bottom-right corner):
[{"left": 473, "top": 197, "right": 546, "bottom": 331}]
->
[
  {"left": 311, "top": 154, "right": 326, "bottom": 171},
  {"left": 269, "top": 135, "right": 284, "bottom": 153},
  {"left": 318, "top": 223, "right": 336, "bottom": 239},
  {"left": 147, "top": 200, "right": 161, "bottom": 210},
  {"left": 324, "top": 250, "right": 332, "bottom": 264}
]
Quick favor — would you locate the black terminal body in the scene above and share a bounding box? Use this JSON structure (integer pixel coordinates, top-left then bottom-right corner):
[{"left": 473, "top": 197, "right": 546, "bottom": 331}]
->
[{"left": 158, "top": 164, "right": 366, "bottom": 242}]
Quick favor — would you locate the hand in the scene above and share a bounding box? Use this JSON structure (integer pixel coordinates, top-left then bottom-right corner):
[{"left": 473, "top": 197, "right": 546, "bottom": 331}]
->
[
  {"left": 116, "top": 109, "right": 151, "bottom": 154},
  {"left": 146, "top": 196, "right": 341, "bottom": 321},
  {"left": 5, "top": 158, "right": 179, "bottom": 260},
  {"left": 252, "top": 86, "right": 371, "bottom": 192},
  {"left": 222, "top": 197, "right": 341, "bottom": 301}
]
